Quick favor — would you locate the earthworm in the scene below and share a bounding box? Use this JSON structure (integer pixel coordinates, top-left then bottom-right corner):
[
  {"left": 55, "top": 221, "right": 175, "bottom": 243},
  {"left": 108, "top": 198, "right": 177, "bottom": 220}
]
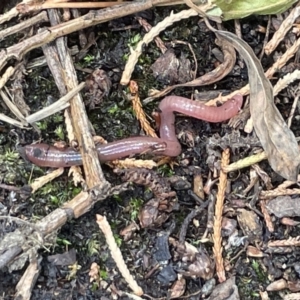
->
[{"left": 23, "top": 94, "right": 243, "bottom": 167}]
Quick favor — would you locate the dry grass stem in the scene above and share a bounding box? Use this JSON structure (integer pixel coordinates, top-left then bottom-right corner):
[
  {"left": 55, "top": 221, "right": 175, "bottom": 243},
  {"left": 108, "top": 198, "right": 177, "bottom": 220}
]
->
[
  {"left": 213, "top": 148, "right": 230, "bottom": 283},
  {"left": 287, "top": 92, "right": 300, "bottom": 128},
  {"left": 0, "top": 0, "right": 33, "bottom": 24},
  {"left": 0, "top": 66, "right": 15, "bottom": 89},
  {"left": 264, "top": 6, "right": 300, "bottom": 55},
  {"left": 20, "top": 1, "right": 131, "bottom": 11},
  {"left": 260, "top": 200, "right": 274, "bottom": 232},
  {"left": 30, "top": 168, "right": 64, "bottom": 193},
  {"left": 0, "top": 90, "right": 27, "bottom": 124},
  {"left": 0, "top": 113, "right": 26, "bottom": 128},
  {"left": 0, "top": 11, "right": 49, "bottom": 40},
  {"left": 15, "top": 258, "right": 42, "bottom": 300},
  {"left": 26, "top": 82, "right": 85, "bottom": 123},
  {"left": 129, "top": 81, "right": 157, "bottom": 137},
  {"left": 96, "top": 215, "right": 143, "bottom": 296}
]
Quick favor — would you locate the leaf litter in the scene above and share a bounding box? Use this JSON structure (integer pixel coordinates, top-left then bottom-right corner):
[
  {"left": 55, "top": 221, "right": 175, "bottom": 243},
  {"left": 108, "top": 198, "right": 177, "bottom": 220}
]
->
[{"left": 217, "top": 30, "right": 300, "bottom": 181}]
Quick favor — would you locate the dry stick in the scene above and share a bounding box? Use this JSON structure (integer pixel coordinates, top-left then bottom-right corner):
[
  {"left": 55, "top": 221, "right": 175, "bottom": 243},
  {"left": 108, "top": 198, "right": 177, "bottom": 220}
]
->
[
  {"left": 19, "top": 0, "right": 211, "bottom": 11},
  {"left": 30, "top": 168, "right": 64, "bottom": 193},
  {"left": 0, "top": 0, "right": 172, "bottom": 72},
  {"left": 41, "top": 38, "right": 68, "bottom": 95},
  {"left": 0, "top": 0, "right": 33, "bottom": 24},
  {"left": 0, "top": 183, "right": 130, "bottom": 269},
  {"left": 0, "top": 11, "right": 49, "bottom": 40},
  {"left": 15, "top": 257, "right": 42, "bottom": 300},
  {"left": 0, "top": 90, "right": 27, "bottom": 125},
  {"left": 136, "top": 17, "right": 167, "bottom": 54},
  {"left": 0, "top": 0, "right": 182, "bottom": 25},
  {"left": 259, "top": 15, "right": 271, "bottom": 61},
  {"left": 48, "top": 8, "right": 107, "bottom": 189},
  {"left": 213, "top": 148, "right": 230, "bottom": 283},
  {"left": 0, "top": 66, "right": 15, "bottom": 89},
  {"left": 96, "top": 214, "right": 143, "bottom": 296},
  {"left": 18, "top": 1, "right": 132, "bottom": 11},
  {"left": 264, "top": 5, "right": 300, "bottom": 55},
  {"left": 26, "top": 82, "right": 86, "bottom": 124},
  {"left": 287, "top": 92, "right": 300, "bottom": 128},
  {"left": 0, "top": 113, "right": 26, "bottom": 128}
]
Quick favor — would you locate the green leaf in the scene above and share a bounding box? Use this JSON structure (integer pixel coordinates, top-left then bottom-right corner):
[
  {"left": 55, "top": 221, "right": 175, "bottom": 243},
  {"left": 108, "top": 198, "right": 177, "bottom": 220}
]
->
[{"left": 213, "top": 0, "right": 298, "bottom": 20}]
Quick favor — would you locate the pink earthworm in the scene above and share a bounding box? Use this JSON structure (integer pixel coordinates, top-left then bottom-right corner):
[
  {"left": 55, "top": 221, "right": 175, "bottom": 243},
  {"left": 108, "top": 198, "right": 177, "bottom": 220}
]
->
[{"left": 23, "top": 94, "right": 243, "bottom": 167}]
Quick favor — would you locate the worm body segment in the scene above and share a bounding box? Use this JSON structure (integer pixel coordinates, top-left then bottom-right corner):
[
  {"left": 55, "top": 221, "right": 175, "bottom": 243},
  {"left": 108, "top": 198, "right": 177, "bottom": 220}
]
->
[{"left": 24, "top": 94, "right": 243, "bottom": 167}]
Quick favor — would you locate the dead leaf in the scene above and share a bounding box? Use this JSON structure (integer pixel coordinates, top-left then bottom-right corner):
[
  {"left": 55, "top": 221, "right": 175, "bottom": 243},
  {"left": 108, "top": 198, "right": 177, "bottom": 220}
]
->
[
  {"left": 266, "top": 196, "right": 300, "bottom": 218},
  {"left": 207, "top": 276, "right": 240, "bottom": 300},
  {"left": 217, "top": 30, "right": 300, "bottom": 181}
]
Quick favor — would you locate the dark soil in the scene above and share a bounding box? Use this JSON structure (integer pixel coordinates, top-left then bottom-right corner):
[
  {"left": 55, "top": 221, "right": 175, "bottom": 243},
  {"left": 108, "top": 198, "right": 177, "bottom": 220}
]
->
[{"left": 1, "top": 2, "right": 300, "bottom": 300}]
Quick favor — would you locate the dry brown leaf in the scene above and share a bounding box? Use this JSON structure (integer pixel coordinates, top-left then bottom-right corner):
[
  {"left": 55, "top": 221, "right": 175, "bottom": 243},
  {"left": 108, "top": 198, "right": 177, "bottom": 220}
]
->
[
  {"left": 217, "top": 30, "right": 300, "bottom": 181},
  {"left": 266, "top": 196, "right": 300, "bottom": 218}
]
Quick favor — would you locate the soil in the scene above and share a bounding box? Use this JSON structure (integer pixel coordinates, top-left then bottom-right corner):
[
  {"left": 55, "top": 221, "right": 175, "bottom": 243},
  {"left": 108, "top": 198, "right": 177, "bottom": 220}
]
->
[{"left": 1, "top": 2, "right": 300, "bottom": 300}]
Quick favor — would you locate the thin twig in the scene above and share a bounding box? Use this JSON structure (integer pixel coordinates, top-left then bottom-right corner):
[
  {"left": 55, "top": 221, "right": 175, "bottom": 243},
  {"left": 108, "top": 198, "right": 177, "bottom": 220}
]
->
[
  {"left": 213, "top": 148, "right": 230, "bottom": 283},
  {"left": 96, "top": 214, "right": 143, "bottom": 296},
  {"left": 25, "top": 82, "right": 86, "bottom": 124}
]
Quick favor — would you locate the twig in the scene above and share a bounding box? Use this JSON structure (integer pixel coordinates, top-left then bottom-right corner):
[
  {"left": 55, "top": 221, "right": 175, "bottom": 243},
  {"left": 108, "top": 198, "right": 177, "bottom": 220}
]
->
[
  {"left": 0, "top": 90, "right": 27, "bottom": 124},
  {"left": 0, "top": 66, "right": 15, "bottom": 89},
  {"left": 30, "top": 168, "right": 65, "bottom": 193},
  {"left": 136, "top": 16, "right": 167, "bottom": 54},
  {"left": 0, "top": 113, "right": 26, "bottom": 128},
  {"left": 287, "top": 89, "right": 300, "bottom": 128},
  {"left": 0, "top": 1, "right": 168, "bottom": 72},
  {"left": 96, "top": 214, "right": 143, "bottom": 296},
  {"left": 15, "top": 257, "right": 42, "bottom": 300},
  {"left": 47, "top": 9, "right": 108, "bottom": 189},
  {"left": 259, "top": 15, "right": 271, "bottom": 61},
  {"left": 264, "top": 5, "right": 300, "bottom": 55},
  {"left": 17, "top": 1, "right": 131, "bottom": 11},
  {"left": 213, "top": 148, "right": 230, "bottom": 283},
  {"left": 0, "top": 11, "right": 49, "bottom": 40},
  {"left": 273, "top": 69, "right": 300, "bottom": 96},
  {"left": 25, "top": 82, "right": 86, "bottom": 124}
]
